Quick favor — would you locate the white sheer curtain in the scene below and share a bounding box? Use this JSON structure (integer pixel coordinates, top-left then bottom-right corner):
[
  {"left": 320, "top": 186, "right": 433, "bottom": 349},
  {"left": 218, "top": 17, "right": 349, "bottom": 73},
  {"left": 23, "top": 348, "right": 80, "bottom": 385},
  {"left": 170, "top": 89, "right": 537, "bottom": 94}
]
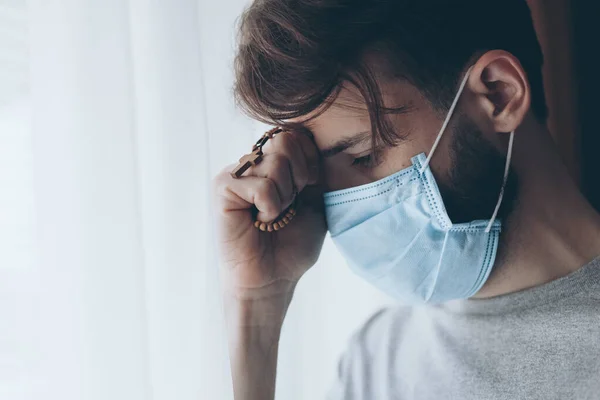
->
[{"left": 0, "top": 1, "right": 391, "bottom": 399}]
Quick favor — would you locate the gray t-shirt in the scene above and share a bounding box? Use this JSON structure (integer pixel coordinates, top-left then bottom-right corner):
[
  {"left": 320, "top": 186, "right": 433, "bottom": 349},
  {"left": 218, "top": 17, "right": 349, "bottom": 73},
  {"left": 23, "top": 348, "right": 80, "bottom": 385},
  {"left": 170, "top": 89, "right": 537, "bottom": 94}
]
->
[{"left": 327, "top": 257, "right": 600, "bottom": 400}]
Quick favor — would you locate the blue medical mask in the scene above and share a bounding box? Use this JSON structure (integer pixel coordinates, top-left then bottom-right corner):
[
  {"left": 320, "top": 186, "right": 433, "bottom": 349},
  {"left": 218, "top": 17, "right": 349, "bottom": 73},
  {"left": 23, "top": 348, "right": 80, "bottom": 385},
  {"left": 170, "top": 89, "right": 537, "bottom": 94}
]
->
[{"left": 324, "top": 67, "right": 515, "bottom": 304}]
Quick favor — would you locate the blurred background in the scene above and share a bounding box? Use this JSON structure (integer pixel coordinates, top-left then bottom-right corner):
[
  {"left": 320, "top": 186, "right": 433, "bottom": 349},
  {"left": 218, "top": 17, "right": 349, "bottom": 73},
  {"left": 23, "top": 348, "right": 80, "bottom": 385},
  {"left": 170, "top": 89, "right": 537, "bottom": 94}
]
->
[{"left": 0, "top": 1, "right": 597, "bottom": 399}]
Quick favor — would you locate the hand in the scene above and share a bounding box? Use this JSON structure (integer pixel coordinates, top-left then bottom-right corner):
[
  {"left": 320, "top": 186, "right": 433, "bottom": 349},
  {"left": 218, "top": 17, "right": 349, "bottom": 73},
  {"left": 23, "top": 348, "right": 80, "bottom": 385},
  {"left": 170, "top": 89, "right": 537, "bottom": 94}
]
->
[{"left": 213, "top": 129, "right": 327, "bottom": 300}]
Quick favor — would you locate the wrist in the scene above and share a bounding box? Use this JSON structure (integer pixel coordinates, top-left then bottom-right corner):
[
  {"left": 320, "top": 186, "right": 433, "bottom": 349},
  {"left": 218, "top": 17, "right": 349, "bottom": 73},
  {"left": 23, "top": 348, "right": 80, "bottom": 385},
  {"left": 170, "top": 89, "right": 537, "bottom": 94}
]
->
[
  {"left": 223, "top": 277, "right": 298, "bottom": 300},
  {"left": 224, "top": 286, "right": 295, "bottom": 330}
]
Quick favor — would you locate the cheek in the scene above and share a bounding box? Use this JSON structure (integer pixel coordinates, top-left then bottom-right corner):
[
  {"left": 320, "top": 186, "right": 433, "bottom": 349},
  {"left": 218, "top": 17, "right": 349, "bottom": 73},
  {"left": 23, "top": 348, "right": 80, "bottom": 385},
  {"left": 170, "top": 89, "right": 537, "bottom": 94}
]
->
[
  {"left": 377, "top": 146, "right": 419, "bottom": 176},
  {"left": 322, "top": 157, "right": 372, "bottom": 192},
  {"left": 321, "top": 147, "right": 417, "bottom": 192}
]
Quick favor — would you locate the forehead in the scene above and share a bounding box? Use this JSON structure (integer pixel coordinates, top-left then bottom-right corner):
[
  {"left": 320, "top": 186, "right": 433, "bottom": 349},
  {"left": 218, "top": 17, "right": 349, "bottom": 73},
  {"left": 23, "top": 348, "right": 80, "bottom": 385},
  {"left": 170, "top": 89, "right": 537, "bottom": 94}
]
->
[
  {"left": 304, "top": 87, "right": 370, "bottom": 148},
  {"left": 293, "top": 79, "right": 426, "bottom": 150}
]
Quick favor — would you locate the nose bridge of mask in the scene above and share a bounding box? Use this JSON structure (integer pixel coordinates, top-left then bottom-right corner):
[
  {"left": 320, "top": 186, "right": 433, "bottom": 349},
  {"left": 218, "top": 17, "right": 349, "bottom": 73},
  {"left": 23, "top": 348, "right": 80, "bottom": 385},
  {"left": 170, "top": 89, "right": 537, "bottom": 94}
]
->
[{"left": 418, "top": 66, "right": 516, "bottom": 232}]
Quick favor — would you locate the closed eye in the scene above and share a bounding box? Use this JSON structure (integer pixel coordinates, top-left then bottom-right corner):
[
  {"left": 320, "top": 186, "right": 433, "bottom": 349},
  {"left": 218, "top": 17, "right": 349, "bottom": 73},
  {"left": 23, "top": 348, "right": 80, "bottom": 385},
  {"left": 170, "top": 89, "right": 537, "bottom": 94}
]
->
[
  {"left": 351, "top": 154, "right": 374, "bottom": 167},
  {"left": 351, "top": 148, "right": 385, "bottom": 169}
]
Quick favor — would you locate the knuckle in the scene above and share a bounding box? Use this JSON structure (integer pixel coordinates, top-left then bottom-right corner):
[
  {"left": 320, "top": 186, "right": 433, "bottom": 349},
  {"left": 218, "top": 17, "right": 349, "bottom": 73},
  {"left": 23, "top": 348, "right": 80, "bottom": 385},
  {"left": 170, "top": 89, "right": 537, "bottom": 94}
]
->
[
  {"left": 269, "top": 131, "right": 298, "bottom": 158},
  {"left": 257, "top": 178, "right": 279, "bottom": 201},
  {"left": 280, "top": 131, "right": 299, "bottom": 152},
  {"left": 256, "top": 178, "right": 273, "bottom": 195},
  {"left": 269, "top": 153, "right": 289, "bottom": 171},
  {"left": 288, "top": 128, "right": 312, "bottom": 148},
  {"left": 267, "top": 163, "right": 288, "bottom": 183},
  {"left": 255, "top": 180, "right": 280, "bottom": 216}
]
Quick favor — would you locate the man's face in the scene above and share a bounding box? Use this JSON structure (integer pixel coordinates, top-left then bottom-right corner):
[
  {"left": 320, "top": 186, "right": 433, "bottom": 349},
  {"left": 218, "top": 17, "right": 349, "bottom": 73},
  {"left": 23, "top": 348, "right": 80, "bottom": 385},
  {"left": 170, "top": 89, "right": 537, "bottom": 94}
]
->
[{"left": 301, "top": 78, "right": 518, "bottom": 224}]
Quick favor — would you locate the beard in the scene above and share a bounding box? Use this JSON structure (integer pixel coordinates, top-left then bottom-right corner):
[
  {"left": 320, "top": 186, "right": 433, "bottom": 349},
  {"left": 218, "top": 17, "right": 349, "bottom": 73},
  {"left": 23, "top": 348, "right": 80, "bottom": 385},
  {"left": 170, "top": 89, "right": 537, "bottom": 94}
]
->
[{"left": 436, "top": 114, "right": 519, "bottom": 224}]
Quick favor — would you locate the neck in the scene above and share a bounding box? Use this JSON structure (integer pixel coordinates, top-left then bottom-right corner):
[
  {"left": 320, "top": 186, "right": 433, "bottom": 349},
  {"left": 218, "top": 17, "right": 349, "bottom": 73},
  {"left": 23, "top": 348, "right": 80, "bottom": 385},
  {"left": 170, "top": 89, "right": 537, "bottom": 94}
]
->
[{"left": 475, "top": 117, "right": 600, "bottom": 298}]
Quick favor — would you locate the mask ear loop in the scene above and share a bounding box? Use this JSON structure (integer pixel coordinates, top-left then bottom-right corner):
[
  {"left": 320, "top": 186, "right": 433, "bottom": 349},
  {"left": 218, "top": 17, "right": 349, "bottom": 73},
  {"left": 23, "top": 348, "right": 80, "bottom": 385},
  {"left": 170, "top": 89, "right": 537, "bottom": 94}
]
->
[
  {"left": 485, "top": 130, "right": 515, "bottom": 232},
  {"left": 416, "top": 66, "right": 515, "bottom": 232},
  {"left": 419, "top": 66, "right": 474, "bottom": 175}
]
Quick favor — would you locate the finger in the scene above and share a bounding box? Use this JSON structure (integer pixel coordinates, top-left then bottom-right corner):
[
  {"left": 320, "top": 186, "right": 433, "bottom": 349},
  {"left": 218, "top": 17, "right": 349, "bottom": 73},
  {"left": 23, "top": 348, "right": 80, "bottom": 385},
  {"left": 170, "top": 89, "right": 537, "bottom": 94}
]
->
[
  {"left": 250, "top": 153, "right": 295, "bottom": 209},
  {"left": 214, "top": 167, "right": 283, "bottom": 222},
  {"left": 263, "top": 130, "right": 309, "bottom": 193},
  {"left": 286, "top": 129, "right": 321, "bottom": 185}
]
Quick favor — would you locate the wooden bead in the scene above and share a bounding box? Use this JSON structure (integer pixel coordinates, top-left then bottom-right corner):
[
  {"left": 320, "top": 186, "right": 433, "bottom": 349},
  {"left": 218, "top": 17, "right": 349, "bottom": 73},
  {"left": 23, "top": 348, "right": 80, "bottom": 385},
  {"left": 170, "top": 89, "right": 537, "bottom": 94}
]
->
[{"left": 253, "top": 201, "right": 298, "bottom": 232}]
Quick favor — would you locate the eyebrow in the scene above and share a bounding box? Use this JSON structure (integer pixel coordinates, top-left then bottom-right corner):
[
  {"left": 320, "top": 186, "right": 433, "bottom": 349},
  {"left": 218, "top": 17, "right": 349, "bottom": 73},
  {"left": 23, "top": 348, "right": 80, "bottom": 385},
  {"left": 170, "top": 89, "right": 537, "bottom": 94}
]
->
[
  {"left": 320, "top": 131, "right": 372, "bottom": 158},
  {"left": 317, "top": 104, "right": 414, "bottom": 158}
]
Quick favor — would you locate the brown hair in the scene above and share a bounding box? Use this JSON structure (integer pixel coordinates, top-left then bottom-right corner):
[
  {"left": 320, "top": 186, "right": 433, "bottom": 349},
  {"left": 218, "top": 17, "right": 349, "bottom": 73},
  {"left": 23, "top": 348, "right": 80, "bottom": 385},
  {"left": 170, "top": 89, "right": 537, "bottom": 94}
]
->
[{"left": 233, "top": 0, "right": 547, "bottom": 146}]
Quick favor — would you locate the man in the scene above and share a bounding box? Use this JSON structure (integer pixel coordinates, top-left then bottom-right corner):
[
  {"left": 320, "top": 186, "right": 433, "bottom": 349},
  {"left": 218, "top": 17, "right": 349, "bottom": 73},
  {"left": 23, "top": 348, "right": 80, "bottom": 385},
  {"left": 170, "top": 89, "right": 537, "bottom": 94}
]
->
[{"left": 213, "top": 0, "right": 600, "bottom": 399}]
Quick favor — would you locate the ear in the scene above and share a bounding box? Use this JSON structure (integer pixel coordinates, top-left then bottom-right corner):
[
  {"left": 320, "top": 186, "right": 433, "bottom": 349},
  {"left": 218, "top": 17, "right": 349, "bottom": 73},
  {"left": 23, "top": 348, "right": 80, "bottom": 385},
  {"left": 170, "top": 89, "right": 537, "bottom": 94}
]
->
[{"left": 466, "top": 50, "right": 532, "bottom": 133}]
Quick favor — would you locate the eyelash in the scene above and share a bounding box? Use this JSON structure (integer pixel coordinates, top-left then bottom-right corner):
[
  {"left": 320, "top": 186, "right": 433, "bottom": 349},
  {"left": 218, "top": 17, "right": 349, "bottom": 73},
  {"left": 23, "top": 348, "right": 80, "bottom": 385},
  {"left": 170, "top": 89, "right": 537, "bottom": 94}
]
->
[
  {"left": 352, "top": 154, "right": 374, "bottom": 167},
  {"left": 351, "top": 149, "right": 383, "bottom": 168}
]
